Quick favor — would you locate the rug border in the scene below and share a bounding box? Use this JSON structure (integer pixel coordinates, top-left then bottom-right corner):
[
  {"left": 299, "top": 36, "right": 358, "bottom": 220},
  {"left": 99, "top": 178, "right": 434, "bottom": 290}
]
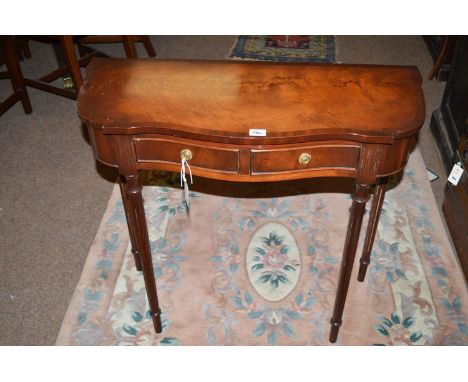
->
[
  {"left": 405, "top": 149, "right": 467, "bottom": 287},
  {"left": 55, "top": 183, "right": 128, "bottom": 345}
]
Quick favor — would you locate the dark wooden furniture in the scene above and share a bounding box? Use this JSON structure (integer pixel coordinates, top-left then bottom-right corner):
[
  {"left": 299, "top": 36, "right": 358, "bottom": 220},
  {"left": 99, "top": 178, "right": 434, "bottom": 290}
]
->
[
  {"left": 13, "top": 36, "right": 32, "bottom": 61},
  {"left": 443, "top": 169, "right": 468, "bottom": 281},
  {"left": 23, "top": 36, "right": 156, "bottom": 100},
  {"left": 424, "top": 36, "right": 458, "bottom": 81},
  {"left": 78, "top": 35, "right": 156, "bottom": 58},
  {"left": 431, "top": 37, "right": 468, "bottom": 173},
  {"left": 0, "top": 36, "right": 32, "bottom": 117},
  {"left": 431, "top": 36, "right": 468, "bottom": 281},
  {"left": 21, "top": 36, "right": 86, "bottom": 99},
  {"left": 77, "top": 58, "right": 425, "bottom": 343}
]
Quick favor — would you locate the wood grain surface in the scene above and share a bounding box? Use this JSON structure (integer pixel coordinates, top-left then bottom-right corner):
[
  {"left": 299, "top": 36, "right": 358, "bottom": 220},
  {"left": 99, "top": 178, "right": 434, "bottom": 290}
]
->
[{"left": 78, "top": 58, "right": 425, "bottom": 144}]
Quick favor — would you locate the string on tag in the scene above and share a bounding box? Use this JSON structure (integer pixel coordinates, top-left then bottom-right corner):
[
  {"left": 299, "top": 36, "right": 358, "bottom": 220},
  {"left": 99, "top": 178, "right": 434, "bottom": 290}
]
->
[{"left": 180, "top": 158, "right": 193, "bottom": 208}]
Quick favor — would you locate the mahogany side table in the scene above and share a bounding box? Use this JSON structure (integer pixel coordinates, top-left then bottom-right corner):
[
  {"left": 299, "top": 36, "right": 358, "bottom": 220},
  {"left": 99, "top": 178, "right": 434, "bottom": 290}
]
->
[{"left": 77, "top": 58, "right": 425, "bottom": 343}]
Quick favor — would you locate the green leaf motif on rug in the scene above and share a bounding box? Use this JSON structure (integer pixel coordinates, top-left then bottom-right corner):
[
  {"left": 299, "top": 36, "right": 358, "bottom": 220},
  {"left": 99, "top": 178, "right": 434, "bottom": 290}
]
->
[
  {"left": 132, "top": 311, "right": 143, "bottom": 322},
  {"left": 160, "top": 337, "right": 180, "bottom": 346},
  {"left": 122, "top": 324, "right": 137, "bottom": 336},
  {"left": 374, "top": 312, "right": 423, "bottom": 345},
  {"left": 84, "top": 288, "right": 104, "bottom": 302}
]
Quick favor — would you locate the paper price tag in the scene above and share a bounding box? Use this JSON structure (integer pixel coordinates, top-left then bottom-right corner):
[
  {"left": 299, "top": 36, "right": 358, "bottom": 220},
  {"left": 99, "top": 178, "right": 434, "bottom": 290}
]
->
[
  {"left": 249, "top": 129, "right": 266, "bottom": 137},
  {"left": 447, "top": 162, "right": 464, "bottom": 186}
]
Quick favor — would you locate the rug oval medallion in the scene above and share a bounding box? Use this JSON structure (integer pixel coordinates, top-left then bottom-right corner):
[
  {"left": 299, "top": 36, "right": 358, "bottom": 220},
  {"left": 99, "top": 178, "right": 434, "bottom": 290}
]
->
[{"left": 246, "top": 222, "right": 301, "bottom": 302}]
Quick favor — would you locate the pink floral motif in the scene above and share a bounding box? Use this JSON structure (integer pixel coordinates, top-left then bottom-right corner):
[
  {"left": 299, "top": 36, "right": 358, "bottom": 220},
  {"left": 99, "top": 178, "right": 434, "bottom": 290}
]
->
[{"left": 263, "top": 247, "right": 289, "bottom": 270}]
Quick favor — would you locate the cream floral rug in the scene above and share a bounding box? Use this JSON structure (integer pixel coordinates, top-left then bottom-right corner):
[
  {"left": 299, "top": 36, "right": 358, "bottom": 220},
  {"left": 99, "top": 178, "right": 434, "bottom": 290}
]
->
[{"left": 56, "top": 148, "right": 468, "bottom": 345}]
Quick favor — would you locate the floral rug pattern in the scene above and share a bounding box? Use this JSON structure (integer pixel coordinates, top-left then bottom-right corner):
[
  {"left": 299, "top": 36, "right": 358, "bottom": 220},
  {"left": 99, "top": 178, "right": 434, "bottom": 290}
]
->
[
  {"left": 246, "top": 223, "right": 301, "bottom": 302},
  {"left": 56, "top": 148, "right": 468, "bottom": 345}
]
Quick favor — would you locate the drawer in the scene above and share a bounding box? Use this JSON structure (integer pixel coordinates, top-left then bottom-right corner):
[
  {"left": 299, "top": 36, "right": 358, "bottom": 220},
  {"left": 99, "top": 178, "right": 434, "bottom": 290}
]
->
[
  {"left": 251, "top": 143, "right": 360, "bottom": 174},
  {"left": 134, "top": 138, "right": 240, "bottom": 173}
]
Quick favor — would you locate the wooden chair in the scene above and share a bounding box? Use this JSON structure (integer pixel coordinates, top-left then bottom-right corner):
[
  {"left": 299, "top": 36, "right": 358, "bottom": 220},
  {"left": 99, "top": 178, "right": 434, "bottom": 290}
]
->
[
  {"left": 23, "top": 36, "right": 156, "bottom": 100},
  {"left": 79, "top": 35, "right": 156, "bottom": 58},
  {"left": 14, "top": 36, "right": 32, "bottom": 61},
  {"left": 0, "top": 36, "right": 32, "bottom": 117}
]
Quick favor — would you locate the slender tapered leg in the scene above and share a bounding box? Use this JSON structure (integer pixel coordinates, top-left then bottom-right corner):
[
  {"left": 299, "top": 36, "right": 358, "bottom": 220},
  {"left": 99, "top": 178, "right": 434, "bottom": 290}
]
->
[
  {"left": 125, "top": 174, "right": 163, "bottom": 333},
  {"left": 118, "top": 176, "right": 143, "bottom": 271},
  {"left": 329, "top": 184, "right": 370, "bottom": 343},
  {"left": 357, "top": 176, "right": 389, "bottom": 282}
]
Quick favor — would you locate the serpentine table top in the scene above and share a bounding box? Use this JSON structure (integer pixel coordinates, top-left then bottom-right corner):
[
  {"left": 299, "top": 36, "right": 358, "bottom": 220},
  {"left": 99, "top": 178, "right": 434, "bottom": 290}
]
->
[{"left": 77, "top": 58, "right": 425, "bottom": 343}]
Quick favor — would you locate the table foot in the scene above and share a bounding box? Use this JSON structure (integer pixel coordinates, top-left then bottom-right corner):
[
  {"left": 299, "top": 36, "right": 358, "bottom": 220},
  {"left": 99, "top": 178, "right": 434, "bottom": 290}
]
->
[
  {"left": 150, "top": 309, "right": 163, "bottom": 333},
  {"left": 357, "top": 259, "right": 369, "bottom": 282},
  {"left": 329, "top": 320, "right": 342, "bottom": 343}
]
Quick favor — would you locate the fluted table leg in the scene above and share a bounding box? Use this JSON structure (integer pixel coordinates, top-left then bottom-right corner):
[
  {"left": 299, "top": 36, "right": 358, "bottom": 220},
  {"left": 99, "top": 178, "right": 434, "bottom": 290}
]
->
[
  {"left": 329, "top": 184, "right": 370, "bottom": 343},
  {"left": 118, "top": 175, "right": 143, "bottom": 271},
  {"left": 358, "top": 176, "right": 389, "bottom": 282},
  {"left": 124, "top": 174, "right": 162, "bottom": 333}
]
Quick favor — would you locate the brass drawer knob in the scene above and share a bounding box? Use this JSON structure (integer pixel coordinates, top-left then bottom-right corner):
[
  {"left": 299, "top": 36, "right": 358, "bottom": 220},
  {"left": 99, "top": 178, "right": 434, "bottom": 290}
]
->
[
  {"left": 298, "top": 153, "right": 311, "bottom": 165},
  {"left": 180, "top": 149, "right": 193, "bottom": 161}
]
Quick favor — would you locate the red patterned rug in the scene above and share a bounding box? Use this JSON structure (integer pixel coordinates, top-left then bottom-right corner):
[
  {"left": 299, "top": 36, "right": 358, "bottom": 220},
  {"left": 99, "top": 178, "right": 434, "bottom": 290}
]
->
[{"left": 227, "top": 35, "right": 335, "bottom": 62}]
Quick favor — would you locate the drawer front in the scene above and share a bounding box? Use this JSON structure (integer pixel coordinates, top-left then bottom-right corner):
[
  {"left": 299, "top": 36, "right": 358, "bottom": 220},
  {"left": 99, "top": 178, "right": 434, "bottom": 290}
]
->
[
  {"left": 134, "top": 138, "right": 240, "bottom": 173},
  {"left": 251, "top": 144, "right": 360, "bottom": 174}
]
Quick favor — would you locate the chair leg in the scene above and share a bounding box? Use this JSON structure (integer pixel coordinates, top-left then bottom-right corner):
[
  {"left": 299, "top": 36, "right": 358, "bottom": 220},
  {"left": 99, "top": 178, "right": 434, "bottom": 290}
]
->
[
  {"left": 357, "top": 177, "right": 388, "bottom": 282},
  {"left": 122, "top": 36, "right": 138, "bottom": 58},
  {"left": 22, "top": 41, "right": 32, "bottom": 59},
  {"left": 18, "top": 37, "right": 32, "bottom": 60},
  {"left": 140, "top": 36, "right": 156, "bottom": 57},
  {"left": 3, "top": 37, "right": 32, "bottom": 114},
  {"left": 59, "top": 36, "right": 83, "bottom": 90}
]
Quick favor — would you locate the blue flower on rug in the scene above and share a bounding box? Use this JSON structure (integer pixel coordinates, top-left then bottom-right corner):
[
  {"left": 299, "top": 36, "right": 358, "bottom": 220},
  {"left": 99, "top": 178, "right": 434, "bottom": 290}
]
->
[
  {"left": 229, "top": 290, "right": 316, "bottom": 345},
  {"left": 373, "top": 312, "right": 422, "bottom": 345},
  {"left": 155, "top": 187, "right": 198, "bottom": 216},
  {"left": 150, "top": 234, "right": 187, "bottom": 291}
]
